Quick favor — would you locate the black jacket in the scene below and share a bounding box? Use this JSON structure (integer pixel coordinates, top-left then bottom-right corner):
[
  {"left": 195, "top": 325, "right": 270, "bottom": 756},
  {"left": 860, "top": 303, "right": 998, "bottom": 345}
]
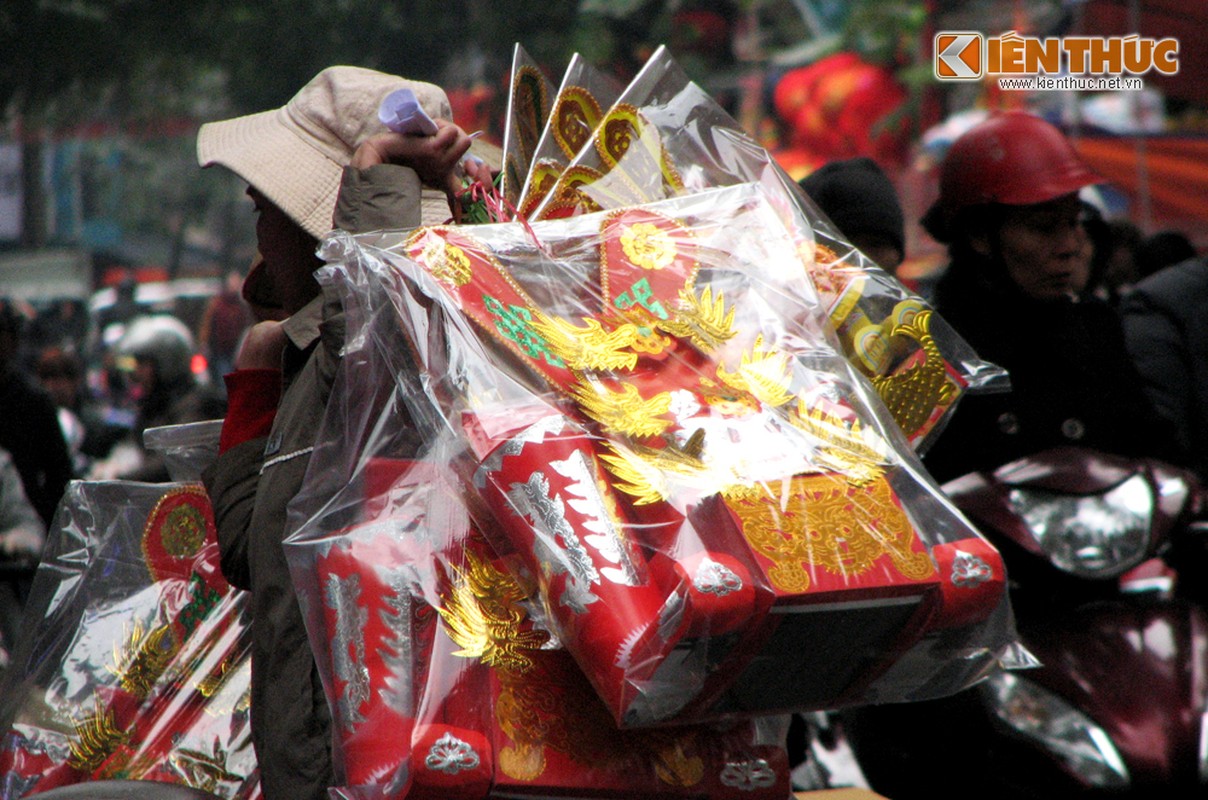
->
[
  {"left": 1120, "top": 257, "right": 1208, "bottom": 482},
  {"left": 0, "top": 369, "right": 73, "bottom": 526},
  {"left": 922, "top": 255, "right": 1184, "bottom": 484}
]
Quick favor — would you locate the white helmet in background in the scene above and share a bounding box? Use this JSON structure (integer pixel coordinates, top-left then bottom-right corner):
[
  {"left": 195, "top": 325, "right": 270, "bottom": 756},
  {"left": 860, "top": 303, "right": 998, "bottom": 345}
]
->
[{"left": 116, "top": 315, "right": 196, "bottom": 386}]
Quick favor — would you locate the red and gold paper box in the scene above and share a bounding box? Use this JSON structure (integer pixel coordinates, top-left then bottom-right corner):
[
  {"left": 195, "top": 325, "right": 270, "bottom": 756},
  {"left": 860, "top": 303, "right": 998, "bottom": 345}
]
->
[
  {"left": 487, "top": 646, "right": 789, "bottom": 799},
  {"left": 288, "top": 455, "right": 793, "bottom": 799}
]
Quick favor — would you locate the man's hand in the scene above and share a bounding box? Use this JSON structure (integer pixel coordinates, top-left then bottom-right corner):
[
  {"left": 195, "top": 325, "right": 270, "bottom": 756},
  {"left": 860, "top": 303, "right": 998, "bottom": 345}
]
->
[{"left": 352, "top": 120, "right": 474, "bottom": 196}]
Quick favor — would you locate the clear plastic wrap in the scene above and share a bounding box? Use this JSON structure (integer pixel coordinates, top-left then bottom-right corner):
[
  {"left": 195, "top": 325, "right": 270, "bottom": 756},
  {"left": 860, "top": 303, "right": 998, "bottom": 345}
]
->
[
  {"left": 525, "top": 46, "right": 1008, "bottom": 451},
  {"left": 515, "top": 54, "right": 624, "bottom": 220},
  {"left": 281, "top": 294, "right": 793, "bottom": 797},
  {"left": 142, "top": 420, "right": 225, "bottom": 484},
  {"left": 498, "top": 45, "right": 554, "bottom": 209},
  {"left": 310, "top": 173, "right": 1027, "bottom": 734},
  {"left": 0, "top": 426, "right": 257, "bottom": 798}
]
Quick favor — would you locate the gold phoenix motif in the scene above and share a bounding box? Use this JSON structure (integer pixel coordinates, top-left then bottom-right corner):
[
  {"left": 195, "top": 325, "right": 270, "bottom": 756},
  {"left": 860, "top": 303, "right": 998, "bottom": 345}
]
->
[
  {"left": 438, "top": 549, "right": 550, "bottom": 674},
  {"left": 68, "top": 701, "right": 130, "bottom": 771},
  {"left": 659, "top": 286, "right": 737, "bottom": 353},
  {"left": 106, "top": 620, "right": 179, "bottom": 698},
  {"left": 791, "top": 404, "right": 891, "bottom": 487},
  {"left": 417, "top": 236, "right": 473, "bottom": 288},
  {"left": 715, "top": 336, "right": 796, "bottom": 409},
  {"left": 531, "top": 315, "right": 640, "bottom": 372},
  {"left": 569, "top": 381, "right": 673, "bottom": 439}
]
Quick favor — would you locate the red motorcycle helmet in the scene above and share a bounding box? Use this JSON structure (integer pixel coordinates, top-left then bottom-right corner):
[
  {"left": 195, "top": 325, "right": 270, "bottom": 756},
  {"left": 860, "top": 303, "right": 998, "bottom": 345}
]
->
[{"left": 925, "top": 111, "right": 1101, "bottom": 240}]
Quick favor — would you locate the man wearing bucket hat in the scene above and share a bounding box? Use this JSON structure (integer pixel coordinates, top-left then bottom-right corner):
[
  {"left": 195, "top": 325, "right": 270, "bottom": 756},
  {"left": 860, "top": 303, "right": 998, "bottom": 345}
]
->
[
  {"left": 198, "top": 66, "right": 480, "bottom": 799},
  {"left": 915, "top": 111, "right": 1183, "bottom": 484}
]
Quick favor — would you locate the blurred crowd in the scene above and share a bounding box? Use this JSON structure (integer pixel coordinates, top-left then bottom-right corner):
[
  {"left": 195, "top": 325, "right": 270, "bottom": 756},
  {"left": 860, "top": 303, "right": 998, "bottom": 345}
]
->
[{"left": 0, "top": 276, "right": 249, "bottom": 553}]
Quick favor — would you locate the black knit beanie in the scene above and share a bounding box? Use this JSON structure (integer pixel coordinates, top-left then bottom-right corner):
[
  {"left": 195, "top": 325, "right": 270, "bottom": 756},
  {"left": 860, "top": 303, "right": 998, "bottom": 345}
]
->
[{"left": 798, "top": 157, "right": 905, "bottom": 255}]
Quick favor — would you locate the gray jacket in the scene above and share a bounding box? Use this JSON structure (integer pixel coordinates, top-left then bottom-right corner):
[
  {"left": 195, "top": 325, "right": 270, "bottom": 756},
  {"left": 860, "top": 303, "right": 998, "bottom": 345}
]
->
[{"left": 203, "top": 163, "right": 428, "bottom": 800}]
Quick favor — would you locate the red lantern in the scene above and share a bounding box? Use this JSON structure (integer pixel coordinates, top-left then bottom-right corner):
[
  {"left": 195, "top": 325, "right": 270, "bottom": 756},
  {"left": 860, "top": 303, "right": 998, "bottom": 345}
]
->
[{"left": 774, "top": 52, "right": 909, "bottom": 166}]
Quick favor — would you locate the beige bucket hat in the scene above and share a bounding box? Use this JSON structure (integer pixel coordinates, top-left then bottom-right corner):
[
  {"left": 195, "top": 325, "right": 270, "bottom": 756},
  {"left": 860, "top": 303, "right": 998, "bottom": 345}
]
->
[{"left": 197, "top": 66, "right": 453, "bottom": 238}]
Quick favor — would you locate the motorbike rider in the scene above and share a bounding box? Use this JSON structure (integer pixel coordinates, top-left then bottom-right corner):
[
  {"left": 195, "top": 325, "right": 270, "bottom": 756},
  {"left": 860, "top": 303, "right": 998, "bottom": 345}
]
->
[
  {"left": 95, "top": 314, "right": 225, "bottom": 482},
  {"left": 918, "top": 111, "right": 1185, "bottom": 485},
  {"left": 847, "top": 111, "right": 1195, "bottom": 800}
]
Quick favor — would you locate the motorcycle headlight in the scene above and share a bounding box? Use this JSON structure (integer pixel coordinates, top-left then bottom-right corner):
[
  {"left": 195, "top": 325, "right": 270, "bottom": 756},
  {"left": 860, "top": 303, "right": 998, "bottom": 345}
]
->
[
  {"left": 1007, "top": 473, "right": 1153, "bottom": 578},
  {"left": 1200, "top": 710, "right": 1208, "bottom": 783},
  {"left": 982, "top": 672, "right": 1130, "bottom": 789}
]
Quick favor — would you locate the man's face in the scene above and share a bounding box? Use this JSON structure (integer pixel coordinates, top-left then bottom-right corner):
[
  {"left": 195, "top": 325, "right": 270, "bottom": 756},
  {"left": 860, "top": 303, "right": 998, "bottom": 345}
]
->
[
  {"left": 984, "top": 193, "right": 1090, "bottom": 301},
  {"left": 247, "top": 187, "right": 321, "bottom": 315}
]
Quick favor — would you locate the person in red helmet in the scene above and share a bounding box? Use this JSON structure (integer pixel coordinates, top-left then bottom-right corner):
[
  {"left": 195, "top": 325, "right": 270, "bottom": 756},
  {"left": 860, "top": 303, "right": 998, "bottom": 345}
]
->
[{"left": 920, "top": 111, "right": 1185, "bottom": 483}]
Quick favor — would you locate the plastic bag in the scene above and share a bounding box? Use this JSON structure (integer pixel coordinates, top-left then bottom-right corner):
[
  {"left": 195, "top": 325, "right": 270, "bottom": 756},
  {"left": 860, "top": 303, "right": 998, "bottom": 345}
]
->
[
  {"left": 524, "top": 46, "right": 1008, "bottom": 451},
  {"left": 0, "top": 423, "right": 257, "bottom": 798},
  {"left": 312, "top": 175, "right": 1027, "bottom": 731},
  {"left": 280, "top": 291, "right": 792, "bottom": 797}
]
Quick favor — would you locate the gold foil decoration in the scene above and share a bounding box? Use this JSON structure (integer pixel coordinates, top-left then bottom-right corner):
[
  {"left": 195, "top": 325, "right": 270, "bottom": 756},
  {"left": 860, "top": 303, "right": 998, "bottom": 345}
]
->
[
  {"left": 159, "top": 503, "right": 206, "bottom": 558},
  {"left": 194, "top": 656, "right": 232, "bottom": 698},
  {"left": 724, "top": 473, "right": 935, "bottom": 593},
  {"left": 496, "top": 656, "right": 708, "bottom": 787},
  {"left": 532, "top": 314, "right": 640, "bottom": 372},
  {"left": 791, "top": 404, "right": 890, "bottom": 487},
  {"left": 597, "top": 440, "right": 711, "bottom": 506},
  {"left": 619, "top": 221, "right": 677, "bottom": 272},
  {"left": 592, "top": 104, "right": 684, "bottom": 196},
  {"left": 438, "top": 549, "right": 549, "bottom": 674},
  {"left": 411, "top": 233, "right": 473, "bottom": 288},
  {"left": 496, "top": 680, "right": 554, "bottom": 780},
  {"left": 597, "top": 445, "right": 671, "bottom": 506},
  {"left": 553, "top": 85, "right": 604, "bottom": 159},
  {"left": 194, "top": 655, "right": 252, "bottom": 716},
  {"left": 569, "top": 381, "right": 673, "bottom": 438},
  {"left": 716, "top": 335, "right": 795, "bottom": 409},
  {"left": 595, "top": 104, "right": 643, "bottom": 167},
  {"left": 870, "top": 309, "right": 959, "bottom": 439},
  {"left": 170, "top": 741, "right": 241, "bottom": 791},
  {"left": 659, "top": 286, "right": 736, "bottom": 353},
  {"left": 107, "top": 620, "right": 178, "bottom": 698},
  {"left": 651, "top": 739, "right": 706, "bottom": 787},
  {"left": 68, "top": 700, "right": 129, "bottom": 771}
]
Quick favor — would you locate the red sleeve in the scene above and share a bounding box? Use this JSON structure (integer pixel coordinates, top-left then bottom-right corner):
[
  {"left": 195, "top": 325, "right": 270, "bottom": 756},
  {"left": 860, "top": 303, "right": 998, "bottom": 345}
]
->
[{"left": 218, "top": 369, "right": 283, "bottom": 454}]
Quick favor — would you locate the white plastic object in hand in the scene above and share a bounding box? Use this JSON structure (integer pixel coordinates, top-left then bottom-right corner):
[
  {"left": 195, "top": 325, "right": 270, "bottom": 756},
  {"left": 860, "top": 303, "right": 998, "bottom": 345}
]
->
[{"left": 379, "top": 88, "right": 439, "bottom": 136}]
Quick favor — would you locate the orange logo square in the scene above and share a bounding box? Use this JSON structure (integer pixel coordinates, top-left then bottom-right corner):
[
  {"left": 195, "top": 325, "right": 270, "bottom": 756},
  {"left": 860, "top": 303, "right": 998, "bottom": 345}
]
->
[{"left": 935, "top": 33, "right": 983, "bottom": 80}]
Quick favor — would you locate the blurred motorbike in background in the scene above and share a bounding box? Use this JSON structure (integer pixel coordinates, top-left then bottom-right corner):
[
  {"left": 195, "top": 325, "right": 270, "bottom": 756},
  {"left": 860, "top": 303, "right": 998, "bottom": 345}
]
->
[{"left": 845, "top": 446, "right": 1208, "bottom": 799}]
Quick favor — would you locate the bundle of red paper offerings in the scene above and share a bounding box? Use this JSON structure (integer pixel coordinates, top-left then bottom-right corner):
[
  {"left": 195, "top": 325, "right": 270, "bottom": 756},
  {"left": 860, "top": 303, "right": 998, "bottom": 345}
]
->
[
  {"left": 0, "top": 478, "right": 258, "bottom": 799},
  {"left": 282, "top": 43, "right": 1028, "bottom": 799},
  {"left": 288, "top": 457, "right": 792, "bottom": 800}
]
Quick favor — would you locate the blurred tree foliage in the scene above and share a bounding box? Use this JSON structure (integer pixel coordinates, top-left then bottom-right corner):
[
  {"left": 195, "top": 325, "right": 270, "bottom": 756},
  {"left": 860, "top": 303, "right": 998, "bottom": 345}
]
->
[
  {"left": 0, "top": 0, "right": 830, "bottom": 259},
  {"left": 0, "top": 0, "right": 581, "bottom": 253},
  {"left": 1, "top": 0, "right": 580, "bottom": 122}
]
